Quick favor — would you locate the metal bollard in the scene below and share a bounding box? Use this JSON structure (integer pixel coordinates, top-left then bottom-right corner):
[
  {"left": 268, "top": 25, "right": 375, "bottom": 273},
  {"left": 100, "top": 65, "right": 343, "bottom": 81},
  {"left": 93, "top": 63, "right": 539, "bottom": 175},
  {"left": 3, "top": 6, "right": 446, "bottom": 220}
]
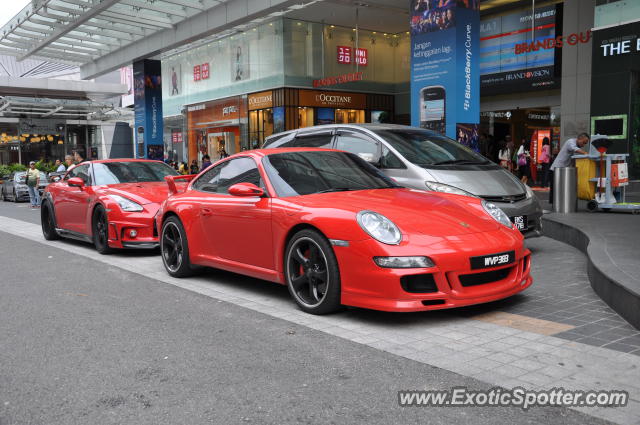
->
[{"left": 553, "top": 167, "right": 577, "bottom": 213}]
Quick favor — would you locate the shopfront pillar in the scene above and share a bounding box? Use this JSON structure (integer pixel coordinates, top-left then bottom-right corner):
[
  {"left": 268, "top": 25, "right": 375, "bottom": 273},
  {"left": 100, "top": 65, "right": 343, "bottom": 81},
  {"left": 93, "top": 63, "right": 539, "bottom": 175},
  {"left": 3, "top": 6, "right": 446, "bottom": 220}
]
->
[
  {"left": 410, "top": 1, "right": 480, "bottom": 150},
  {"left": 133, "top": 59, "right": 164, "bottom": 160}
]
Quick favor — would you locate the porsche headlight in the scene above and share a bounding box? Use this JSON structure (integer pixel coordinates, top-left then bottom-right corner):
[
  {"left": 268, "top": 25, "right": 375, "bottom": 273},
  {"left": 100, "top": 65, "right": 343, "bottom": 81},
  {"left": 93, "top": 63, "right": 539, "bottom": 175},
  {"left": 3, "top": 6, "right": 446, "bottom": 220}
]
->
[
  {"left": 482, "top": 200, "right": 512, "bottom": 228},
  {"left": 108, "top": 194, "right": 143, "bottom": 212},
  {"left": 356, "top": 210, "right": 402, "bottom": 245},
  {"left": 425, "top": 181, "right": 475, "bottom": 197}
]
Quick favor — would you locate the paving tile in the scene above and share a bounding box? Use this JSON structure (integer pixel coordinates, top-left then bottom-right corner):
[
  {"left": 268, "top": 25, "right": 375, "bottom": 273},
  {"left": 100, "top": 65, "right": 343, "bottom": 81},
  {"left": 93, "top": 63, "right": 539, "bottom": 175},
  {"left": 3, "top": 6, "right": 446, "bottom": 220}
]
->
[
  {"left": 489, "top": 352, "right": 519, "bottom": 364},
  {"left": 574, "top": 336, "right": 614, "bottom": 347},
  {"left": 509, "top": 358, "right": 547, "bottom": 372},
  {"left": 603, "top": 342, "right": 640, "bottom": 354},
  {"left": 614, "top": 335, "right": 640, "bottom": 347},
  {"left": 518, "top": 371, "right": 558, "bottom": 386}
]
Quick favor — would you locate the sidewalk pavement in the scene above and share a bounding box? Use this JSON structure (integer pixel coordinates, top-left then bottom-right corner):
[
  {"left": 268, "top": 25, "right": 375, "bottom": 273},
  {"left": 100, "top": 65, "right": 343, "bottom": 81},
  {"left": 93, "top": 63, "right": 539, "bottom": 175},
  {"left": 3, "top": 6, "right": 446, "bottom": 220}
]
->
[{"left": 534, "top": 188, "right": 640, "bottom": 331}]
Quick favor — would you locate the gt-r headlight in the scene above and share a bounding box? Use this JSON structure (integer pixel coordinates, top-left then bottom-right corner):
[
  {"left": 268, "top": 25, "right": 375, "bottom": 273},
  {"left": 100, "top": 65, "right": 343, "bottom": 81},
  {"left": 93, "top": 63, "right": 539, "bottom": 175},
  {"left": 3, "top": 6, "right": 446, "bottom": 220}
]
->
[
  {"left": 425, "top": 181, "right": 475, "bottom": 197},
  {"left": 107, "top": 194, "right": 143, "bottom": 212},
  {"left": 482, "top": 200, "right": 512, "bottom": 228},
  {"left": 356, "top": 210, "right": 402, "bottom": 245}
]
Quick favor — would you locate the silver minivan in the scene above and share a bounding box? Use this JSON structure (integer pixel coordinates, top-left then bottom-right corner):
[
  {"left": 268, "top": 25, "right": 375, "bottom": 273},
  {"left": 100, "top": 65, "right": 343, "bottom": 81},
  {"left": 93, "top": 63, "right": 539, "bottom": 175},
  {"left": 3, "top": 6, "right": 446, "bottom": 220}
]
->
[{"left": 263, "top": 124, "right": 542, "bottom": 238}]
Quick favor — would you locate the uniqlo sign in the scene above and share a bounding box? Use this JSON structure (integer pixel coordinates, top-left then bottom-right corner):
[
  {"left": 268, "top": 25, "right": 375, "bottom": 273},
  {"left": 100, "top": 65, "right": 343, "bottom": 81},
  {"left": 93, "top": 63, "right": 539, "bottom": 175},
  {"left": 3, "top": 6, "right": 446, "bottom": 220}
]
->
[
  {"left": 337, "top": 46, "right": 368, "bottom": 66},
  {"left": 355, "top": 48, "right": 368, "bottom": 65},
  {"left": 194, "top": 63, "right": 210, "bottom": 81},
  {"left": 337, "top": 46, "right": 352, "bottom": 64}
]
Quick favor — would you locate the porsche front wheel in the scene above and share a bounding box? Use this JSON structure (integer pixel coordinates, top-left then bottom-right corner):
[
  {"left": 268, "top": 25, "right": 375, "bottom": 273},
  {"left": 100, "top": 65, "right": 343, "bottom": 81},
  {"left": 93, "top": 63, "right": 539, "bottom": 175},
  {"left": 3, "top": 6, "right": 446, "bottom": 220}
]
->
[
  {"left": 161, "top": 216, "right": 195, "bottom": 278},
  {"left": 285, "top": 229, "right": 341, "bottom": 315}
]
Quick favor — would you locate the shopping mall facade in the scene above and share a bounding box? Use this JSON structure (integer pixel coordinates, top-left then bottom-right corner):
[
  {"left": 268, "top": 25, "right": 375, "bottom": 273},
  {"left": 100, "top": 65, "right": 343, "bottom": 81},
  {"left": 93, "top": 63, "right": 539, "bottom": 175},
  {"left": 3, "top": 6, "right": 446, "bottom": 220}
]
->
[{"left": 1, "top": 0, "right": 638, "bottom": 179}]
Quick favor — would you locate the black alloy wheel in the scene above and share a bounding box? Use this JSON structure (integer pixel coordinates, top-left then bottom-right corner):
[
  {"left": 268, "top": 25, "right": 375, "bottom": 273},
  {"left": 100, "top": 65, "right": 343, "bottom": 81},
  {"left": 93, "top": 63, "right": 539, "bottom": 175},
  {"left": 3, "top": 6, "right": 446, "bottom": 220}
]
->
[
  {"left": 41, "top": 201, "right": 60, "bottom": 240},
  {"left": 12, "top": 188, "right": 17, "bottom": 202},
  {"left": 0, "top": 188, "right": 5, "bottom": 202},
  {"left": 92, "top": 205, "right": 113, "bottom": 254},
  {"left": 285, "top": 229, "right": 341, "bottom": 314},
  {"left": 161, "top": 216, "right": 195, "bottom": 278}
]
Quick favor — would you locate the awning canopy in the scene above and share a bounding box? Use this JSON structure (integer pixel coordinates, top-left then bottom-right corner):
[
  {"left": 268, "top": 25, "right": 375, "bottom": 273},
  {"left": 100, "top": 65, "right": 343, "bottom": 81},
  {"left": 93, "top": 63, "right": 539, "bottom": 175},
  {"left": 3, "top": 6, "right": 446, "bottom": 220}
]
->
[
  {"left": 0, "top": 0, "right": 223, "bottom": 65},
  {"left": 0, "top": 96, "right": 119, "bottom": 120}
]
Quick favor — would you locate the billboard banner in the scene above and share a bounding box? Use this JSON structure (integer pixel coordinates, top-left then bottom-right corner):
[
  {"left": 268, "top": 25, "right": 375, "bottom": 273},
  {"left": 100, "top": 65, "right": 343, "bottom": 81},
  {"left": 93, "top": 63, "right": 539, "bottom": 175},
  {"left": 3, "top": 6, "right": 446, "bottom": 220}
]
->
[
  {"left": 133, "top": 59, "right": 164, "bottom": 160},
  {"left": 410, "top": 1, "right": 480, "bottom": 144},
  {"left": 480, "top": 4, "right": 560, "bottom": 95}
]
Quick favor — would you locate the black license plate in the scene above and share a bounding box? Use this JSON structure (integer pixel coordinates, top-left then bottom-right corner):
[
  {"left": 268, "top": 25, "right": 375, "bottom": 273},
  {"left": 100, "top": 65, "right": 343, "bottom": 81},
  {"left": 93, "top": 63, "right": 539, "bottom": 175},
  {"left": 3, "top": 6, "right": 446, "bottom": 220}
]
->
[
  {"left": 470, "top": 250, "right": 515, "bottom": 270},
  {"left": 511, "top": 215, "right": 527, "bottom": 231}
]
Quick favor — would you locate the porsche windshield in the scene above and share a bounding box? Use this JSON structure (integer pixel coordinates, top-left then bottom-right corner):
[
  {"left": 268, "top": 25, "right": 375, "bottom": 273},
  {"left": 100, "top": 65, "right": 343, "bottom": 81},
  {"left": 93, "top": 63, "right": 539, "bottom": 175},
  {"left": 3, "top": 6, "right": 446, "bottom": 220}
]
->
[
  {"left": 262, "top": 151, "right": 399, "bottom": 197},
  {"left": 93, "top": 161, "right": 179, "bottom": 185},
  {"left": 372, "top": 129, "right": 490, "bottom": 166}
]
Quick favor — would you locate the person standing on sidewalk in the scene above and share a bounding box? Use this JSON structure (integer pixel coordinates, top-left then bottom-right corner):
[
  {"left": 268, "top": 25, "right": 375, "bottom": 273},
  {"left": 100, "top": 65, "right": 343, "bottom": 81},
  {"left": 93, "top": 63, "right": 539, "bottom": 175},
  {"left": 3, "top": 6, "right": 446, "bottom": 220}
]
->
[
  {"left": 549, "top": 133, "right": 589, "bottom": 204},
  {"left": 540, "top": 137, "right": 551, "bottom": 188},
  {"left": 25, "top": 161, "right": 41, "bottom": 209}
]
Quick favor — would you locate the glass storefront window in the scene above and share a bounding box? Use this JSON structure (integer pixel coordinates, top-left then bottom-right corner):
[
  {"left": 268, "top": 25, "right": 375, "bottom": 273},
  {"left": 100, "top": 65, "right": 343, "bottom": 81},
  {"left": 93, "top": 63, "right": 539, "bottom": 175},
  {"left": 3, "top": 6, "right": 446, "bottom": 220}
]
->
[
  {"left": 248, "top": 108, "right": 274, "bottom": 148},
  {"left": 335, "top": 109, "right": 365, "bottom": 124},
  {"left": 298, "top": 107, "right": 314, "bottom": 128}
]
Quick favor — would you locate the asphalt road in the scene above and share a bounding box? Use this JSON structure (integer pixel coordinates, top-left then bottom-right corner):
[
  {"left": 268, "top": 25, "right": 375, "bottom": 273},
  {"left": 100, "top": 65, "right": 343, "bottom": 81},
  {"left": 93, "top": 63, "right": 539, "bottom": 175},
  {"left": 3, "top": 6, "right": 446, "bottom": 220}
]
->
[{"left": 0, "top": 202, "right": 608, "bottom": 424}]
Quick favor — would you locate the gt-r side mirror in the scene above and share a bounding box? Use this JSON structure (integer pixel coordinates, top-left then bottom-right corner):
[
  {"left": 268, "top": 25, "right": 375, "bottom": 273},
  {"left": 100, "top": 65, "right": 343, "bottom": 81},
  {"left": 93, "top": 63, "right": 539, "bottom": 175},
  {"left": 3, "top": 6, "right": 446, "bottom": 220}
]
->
[
  {"left": 68, "top": 177, "right": 84, "bottom": 188},
  {"left": 228, "top": 183, "right": 265, "bottom": 197}
]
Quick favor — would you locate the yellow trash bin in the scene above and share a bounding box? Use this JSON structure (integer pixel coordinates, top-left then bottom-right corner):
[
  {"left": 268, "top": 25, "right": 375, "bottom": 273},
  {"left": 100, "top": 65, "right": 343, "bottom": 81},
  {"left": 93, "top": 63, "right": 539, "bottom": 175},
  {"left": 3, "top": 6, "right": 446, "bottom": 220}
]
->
[{"left": 576, "top": 158, "right": 596, "bottom": 200}]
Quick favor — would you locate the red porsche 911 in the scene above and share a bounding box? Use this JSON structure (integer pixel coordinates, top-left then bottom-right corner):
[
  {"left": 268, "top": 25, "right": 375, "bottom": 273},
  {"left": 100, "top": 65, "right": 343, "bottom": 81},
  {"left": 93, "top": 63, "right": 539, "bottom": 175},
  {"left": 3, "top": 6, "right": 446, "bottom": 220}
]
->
[
  {"left": 157, "top": 148, "right": 532, "bottom": 314},
  {"left": 41, "top": 159, "right": 182, "bottom": 254}
]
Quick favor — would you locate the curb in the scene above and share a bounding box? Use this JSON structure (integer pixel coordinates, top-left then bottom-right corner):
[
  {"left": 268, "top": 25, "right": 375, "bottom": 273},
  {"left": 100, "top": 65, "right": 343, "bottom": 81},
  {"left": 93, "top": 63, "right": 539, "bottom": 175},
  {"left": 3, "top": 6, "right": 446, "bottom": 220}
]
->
[{"left": 541, "top": 216, "right": 640, "bottom": 330}]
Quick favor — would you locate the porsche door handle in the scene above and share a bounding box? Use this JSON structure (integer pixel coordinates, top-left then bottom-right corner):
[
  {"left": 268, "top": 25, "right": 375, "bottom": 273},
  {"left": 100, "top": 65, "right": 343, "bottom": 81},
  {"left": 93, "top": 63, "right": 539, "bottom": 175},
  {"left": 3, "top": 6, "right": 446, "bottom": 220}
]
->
[{"left": 201, "top": 208, "right": 213, "bottom": 216}]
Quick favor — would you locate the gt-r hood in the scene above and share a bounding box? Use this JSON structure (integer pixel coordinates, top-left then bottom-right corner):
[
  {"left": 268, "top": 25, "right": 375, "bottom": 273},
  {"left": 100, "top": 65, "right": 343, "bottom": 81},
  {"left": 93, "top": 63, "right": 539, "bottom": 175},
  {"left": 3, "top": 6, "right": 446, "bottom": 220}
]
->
[
  {"left": 101, "top": 182, "right": 173, "bottom": 205},
  {"left": 295, "top": 188, "right": 503, "bottom": 237}
]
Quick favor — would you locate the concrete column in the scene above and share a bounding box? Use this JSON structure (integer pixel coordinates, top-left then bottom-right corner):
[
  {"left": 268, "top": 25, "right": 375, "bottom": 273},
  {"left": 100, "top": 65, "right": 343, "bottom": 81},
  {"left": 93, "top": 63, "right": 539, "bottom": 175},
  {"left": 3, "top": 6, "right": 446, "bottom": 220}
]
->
[{"left": 560, "top": 0, "right": 595, "bottom": 142}]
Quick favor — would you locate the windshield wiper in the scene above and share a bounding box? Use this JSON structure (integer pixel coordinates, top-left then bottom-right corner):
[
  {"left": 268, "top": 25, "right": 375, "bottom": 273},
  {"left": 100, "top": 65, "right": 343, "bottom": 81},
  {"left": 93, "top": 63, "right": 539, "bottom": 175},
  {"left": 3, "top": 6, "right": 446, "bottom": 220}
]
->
[
  {"left": 432, "top": 159, "right": 489, "bottom": 165},
  {"left": 315, "top": 187, "right": 360, "bottom": 194}
]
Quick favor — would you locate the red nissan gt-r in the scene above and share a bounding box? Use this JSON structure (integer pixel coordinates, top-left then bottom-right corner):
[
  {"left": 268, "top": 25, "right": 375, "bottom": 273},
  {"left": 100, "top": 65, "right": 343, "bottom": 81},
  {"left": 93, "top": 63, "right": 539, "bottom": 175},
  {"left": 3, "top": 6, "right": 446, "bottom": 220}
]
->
[
  {"left": 157, "top": 148, "right": 532, "bottom": 314},
  {"left": 41, "top": 159, "right": 182, "bottom": 253}
]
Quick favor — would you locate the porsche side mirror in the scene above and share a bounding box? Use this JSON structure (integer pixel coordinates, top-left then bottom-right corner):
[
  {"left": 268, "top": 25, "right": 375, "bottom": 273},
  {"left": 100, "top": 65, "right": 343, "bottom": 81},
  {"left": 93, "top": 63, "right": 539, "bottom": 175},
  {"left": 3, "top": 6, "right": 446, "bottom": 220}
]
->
[
  {"left": 68, "top": 177, "right": 84, "bottom": 188},
  {"left": 228, "top": 183, "right": 265, "bottom": 197}
]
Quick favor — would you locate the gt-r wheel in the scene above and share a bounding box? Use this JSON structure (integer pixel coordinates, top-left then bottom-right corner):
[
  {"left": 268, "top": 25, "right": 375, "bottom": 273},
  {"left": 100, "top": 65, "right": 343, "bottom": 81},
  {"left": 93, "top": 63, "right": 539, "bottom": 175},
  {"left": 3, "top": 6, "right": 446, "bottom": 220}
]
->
[
  {"left": 12, "top": 189, "right": 17, "bottom": 202},
  {"left": 285, "top": 229, "right": 341, "bottom": 315},
  {"left": 92, "top": 205, "right": 113, "bottom": 254},
  {"left": 41, "top": 201, "right": 60, "bottom": 241},
  {"left": 161, "top": 216, "right": 195, "bottom": 278},
  {"left": 0, "top": 189, "right": 5, "bottom": 202}
]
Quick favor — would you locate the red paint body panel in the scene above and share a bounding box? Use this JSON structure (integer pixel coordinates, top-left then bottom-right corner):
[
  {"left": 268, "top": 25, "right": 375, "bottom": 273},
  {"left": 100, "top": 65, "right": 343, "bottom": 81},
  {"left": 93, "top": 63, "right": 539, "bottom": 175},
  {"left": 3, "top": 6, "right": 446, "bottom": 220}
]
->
[{"left": 157, "top": 148, "right": 533, "bottom": 312}]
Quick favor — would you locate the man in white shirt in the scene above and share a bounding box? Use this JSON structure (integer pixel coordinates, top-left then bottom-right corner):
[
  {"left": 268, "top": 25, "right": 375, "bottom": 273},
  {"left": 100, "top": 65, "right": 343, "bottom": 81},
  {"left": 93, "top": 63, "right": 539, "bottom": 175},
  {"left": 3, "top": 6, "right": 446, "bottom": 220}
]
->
[
  {"left": 55, "top": 159, "right": 66, "bottom": 172},
  {"left": 549, "top": 133, "right": 589, "bottom": 204}
]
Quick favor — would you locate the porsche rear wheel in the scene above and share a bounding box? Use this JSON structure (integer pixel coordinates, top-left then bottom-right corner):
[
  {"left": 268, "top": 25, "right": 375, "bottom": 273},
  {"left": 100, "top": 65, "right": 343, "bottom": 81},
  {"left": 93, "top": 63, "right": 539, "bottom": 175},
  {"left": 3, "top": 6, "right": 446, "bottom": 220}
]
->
[
  {"left": 92, "top": 205, "right": 113, "bottom": 254},
  {"left": 161, "top": 216, "right": 195, "bottom": 278},
  {"left": 41, "top": 201, "right": 60, "bottom": 240},
  {"left": 285, "top": 229, "right": 341, "bottom": 315}
]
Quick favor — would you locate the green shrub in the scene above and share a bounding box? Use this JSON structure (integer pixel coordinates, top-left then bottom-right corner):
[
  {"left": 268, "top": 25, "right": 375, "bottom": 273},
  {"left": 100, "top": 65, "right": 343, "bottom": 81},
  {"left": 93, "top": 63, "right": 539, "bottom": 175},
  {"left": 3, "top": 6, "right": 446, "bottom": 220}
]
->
[
  {"left": 0, "top": 165, "right": 10, "bottom": 178},
  {"left": 9, "top": 163, "right": 26, "bottom": 172}
]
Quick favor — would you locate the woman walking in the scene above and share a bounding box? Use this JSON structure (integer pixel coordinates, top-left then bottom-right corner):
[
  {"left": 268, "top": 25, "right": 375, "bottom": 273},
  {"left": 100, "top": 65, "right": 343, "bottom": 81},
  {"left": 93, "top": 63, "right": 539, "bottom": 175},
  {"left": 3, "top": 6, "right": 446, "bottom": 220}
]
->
[
  {"left": 540, "top": 137, "right": 551, "bottom": 187},
  {"left": 517, "top": 139, "right": 532, "bottom": 185}
]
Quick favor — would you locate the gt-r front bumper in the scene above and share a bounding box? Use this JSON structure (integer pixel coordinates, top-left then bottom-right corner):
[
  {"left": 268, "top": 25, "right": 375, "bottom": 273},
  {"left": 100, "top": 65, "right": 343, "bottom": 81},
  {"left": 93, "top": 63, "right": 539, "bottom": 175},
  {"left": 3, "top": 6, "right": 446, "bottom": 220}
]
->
[
  {"left": 334, "top": 228, "right": 532, "bottom": 312},
  {"left": 105, "top": 211, "right": 159, "bottom": 250}
]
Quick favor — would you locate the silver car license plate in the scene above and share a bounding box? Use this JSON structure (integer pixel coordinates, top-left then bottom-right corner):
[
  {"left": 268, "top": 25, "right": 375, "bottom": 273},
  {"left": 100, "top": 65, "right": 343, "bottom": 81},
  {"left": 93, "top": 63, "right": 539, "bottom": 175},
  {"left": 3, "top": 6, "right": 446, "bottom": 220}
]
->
[{"left": 511, "top": 215, "right": 527, "bottom": 231}]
